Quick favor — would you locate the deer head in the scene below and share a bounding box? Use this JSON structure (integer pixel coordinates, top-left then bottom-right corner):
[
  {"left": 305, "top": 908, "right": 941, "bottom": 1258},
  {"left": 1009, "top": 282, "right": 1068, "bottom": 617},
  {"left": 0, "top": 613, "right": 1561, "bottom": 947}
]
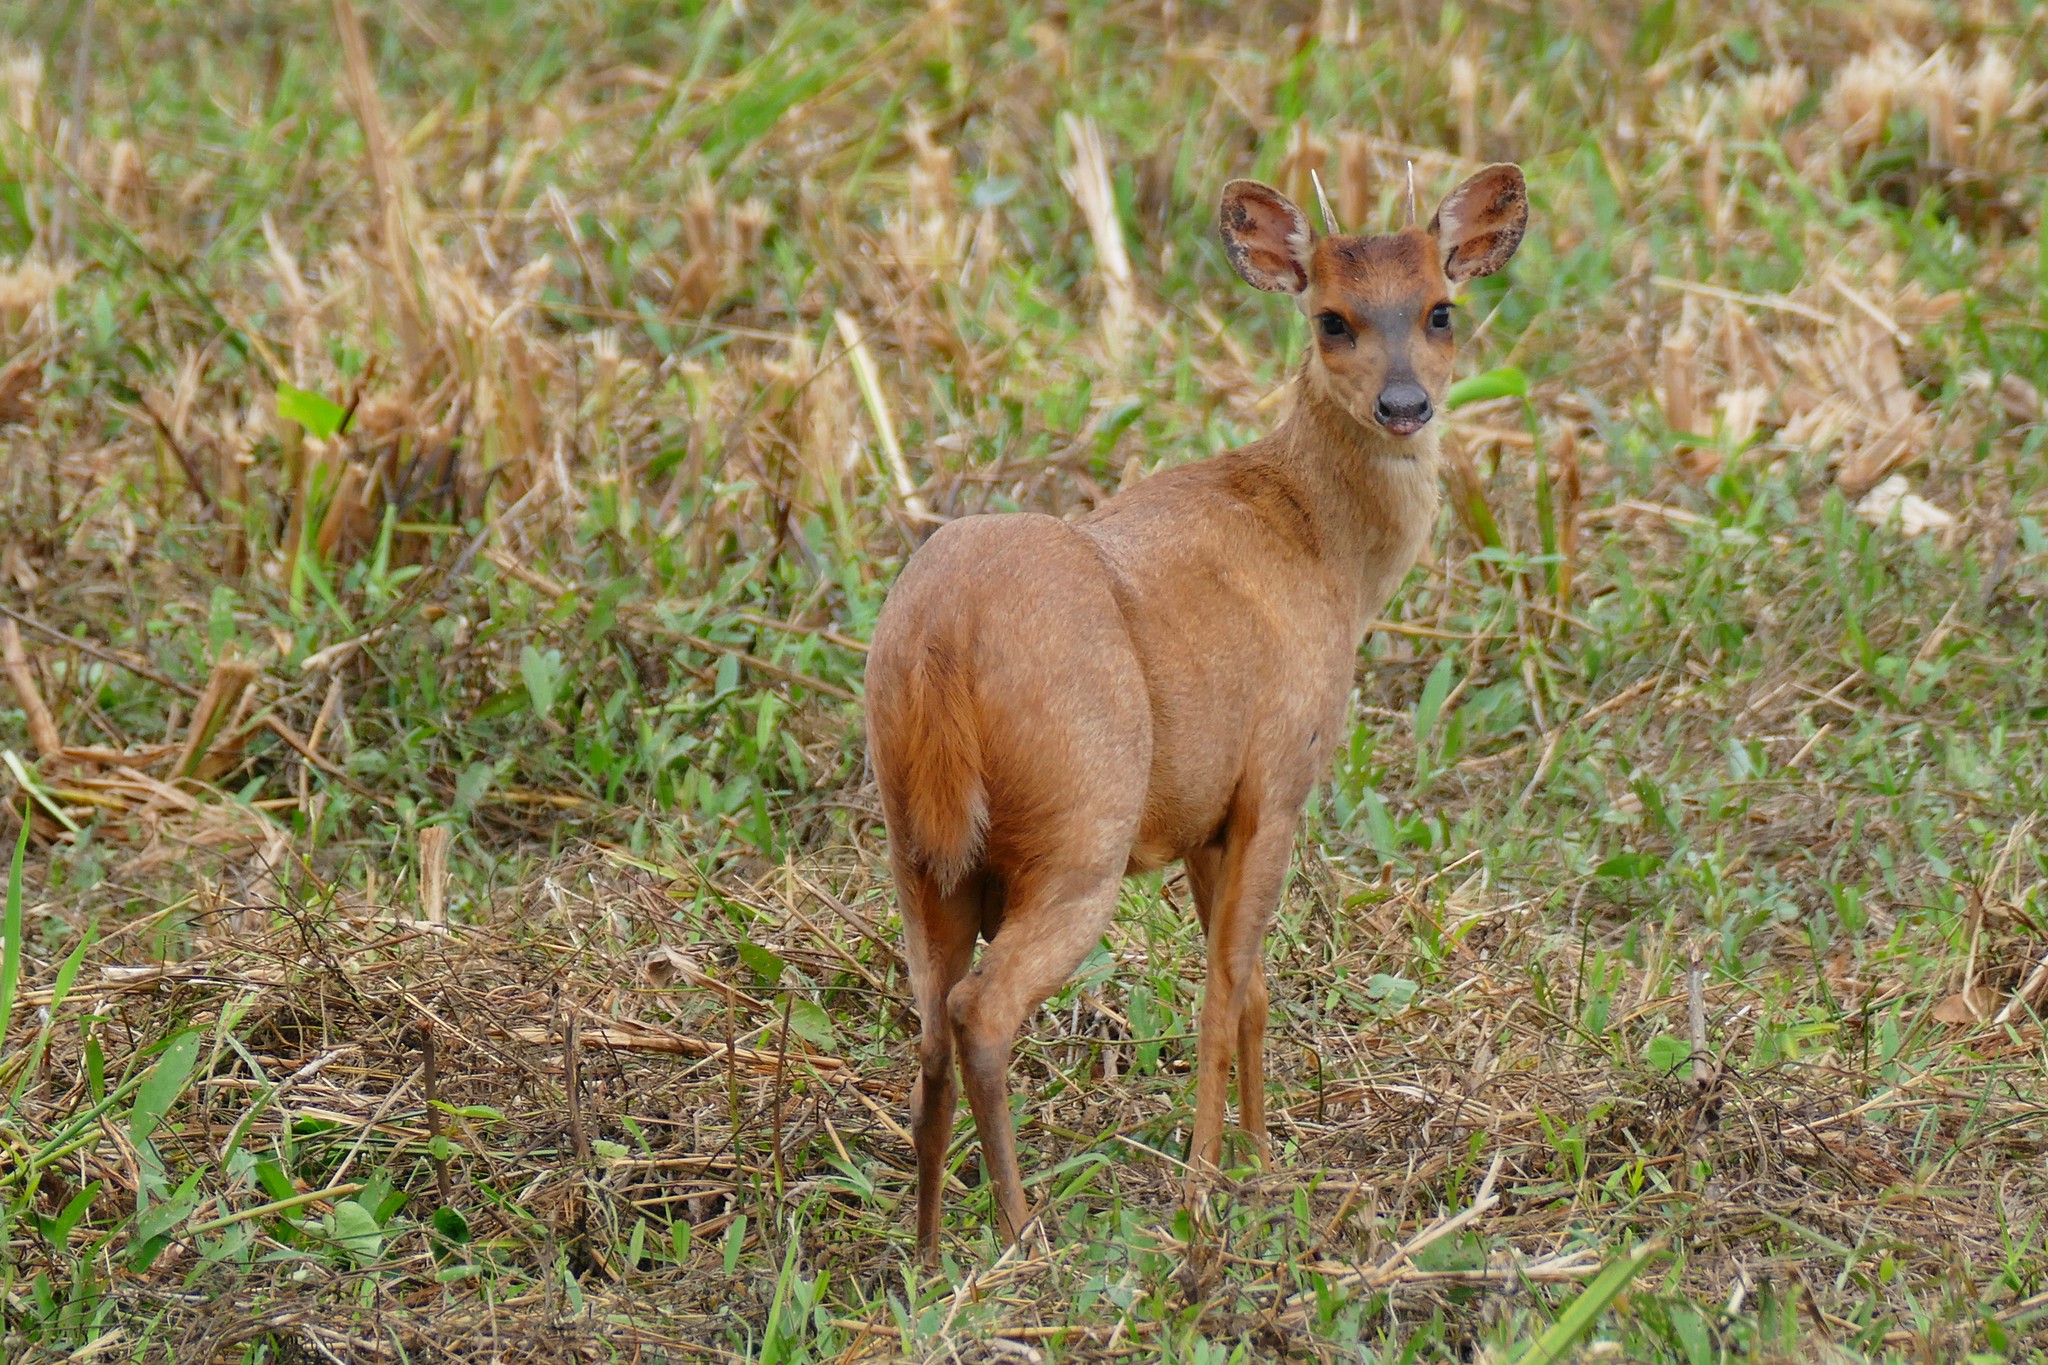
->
[{"left": 1218, "top": 163, "right": 1528, "bottom": 441}]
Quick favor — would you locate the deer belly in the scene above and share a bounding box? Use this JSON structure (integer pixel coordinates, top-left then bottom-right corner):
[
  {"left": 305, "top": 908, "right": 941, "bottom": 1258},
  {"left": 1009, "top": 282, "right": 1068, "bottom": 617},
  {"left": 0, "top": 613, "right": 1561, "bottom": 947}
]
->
[
  {"left": 1124, "top": 841, "right": 1177, "bottom": 877},
  {"left": 1126, "top": 764, "right": 1237, "bottom": 876}
]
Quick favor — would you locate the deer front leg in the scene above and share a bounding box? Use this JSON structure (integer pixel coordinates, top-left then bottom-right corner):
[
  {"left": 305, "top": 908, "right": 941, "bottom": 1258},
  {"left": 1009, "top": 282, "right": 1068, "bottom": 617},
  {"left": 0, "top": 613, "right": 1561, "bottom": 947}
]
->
[
  {"left": 1237, "top": 963, "right": 1272, "bottom": 1164},
  {"left": 1185, "top": 840, "right": 1276, "bottom": 1168},
  {"left": 1184, "top": 807, "right": 1297, "bottom": 1203}
]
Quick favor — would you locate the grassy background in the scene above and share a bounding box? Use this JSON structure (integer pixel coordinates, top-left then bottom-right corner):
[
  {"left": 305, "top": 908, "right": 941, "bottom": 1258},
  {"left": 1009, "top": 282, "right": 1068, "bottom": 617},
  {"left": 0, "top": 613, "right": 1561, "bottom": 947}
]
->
[{"left": 2, "top": 0, "right": 2047, "bottom": 1359}]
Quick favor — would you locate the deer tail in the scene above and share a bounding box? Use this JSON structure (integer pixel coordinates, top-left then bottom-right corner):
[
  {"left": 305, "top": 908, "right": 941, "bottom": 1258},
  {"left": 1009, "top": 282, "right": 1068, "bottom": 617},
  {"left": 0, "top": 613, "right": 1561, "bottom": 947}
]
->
[{"left": 875, "top": 644, "right": 987, "bottom": 892}]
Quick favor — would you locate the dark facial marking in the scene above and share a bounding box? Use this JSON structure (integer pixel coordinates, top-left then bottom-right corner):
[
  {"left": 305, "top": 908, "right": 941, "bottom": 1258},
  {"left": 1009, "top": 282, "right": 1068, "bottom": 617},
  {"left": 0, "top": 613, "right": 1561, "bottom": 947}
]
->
[{"left": 1361, "top": 304, "right": 1417, "bottom": 366}]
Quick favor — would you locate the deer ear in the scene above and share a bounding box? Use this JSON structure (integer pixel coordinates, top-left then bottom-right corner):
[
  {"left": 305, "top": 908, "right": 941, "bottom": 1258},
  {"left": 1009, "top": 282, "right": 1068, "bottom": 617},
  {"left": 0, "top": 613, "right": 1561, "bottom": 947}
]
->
[
  {"left": 1218, "top": 180, "right": 1311, "bottom": 295},
  {"left": 1429, "top": 163, "right": 1528, "bottom": 284}
]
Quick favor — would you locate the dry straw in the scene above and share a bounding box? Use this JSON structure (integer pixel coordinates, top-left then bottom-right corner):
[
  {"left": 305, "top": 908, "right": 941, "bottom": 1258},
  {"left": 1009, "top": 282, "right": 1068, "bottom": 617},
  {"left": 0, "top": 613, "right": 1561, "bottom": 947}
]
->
[{"left": 1060, "top": 113, "right": 1137, "bottom": 358}]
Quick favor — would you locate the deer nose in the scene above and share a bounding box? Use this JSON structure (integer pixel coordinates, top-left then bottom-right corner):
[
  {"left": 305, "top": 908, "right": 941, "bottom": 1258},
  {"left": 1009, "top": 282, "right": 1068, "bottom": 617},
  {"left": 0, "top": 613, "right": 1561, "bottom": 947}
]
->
[{"left": 1374, "top": 382, "right": 1433, "bottom": 435}]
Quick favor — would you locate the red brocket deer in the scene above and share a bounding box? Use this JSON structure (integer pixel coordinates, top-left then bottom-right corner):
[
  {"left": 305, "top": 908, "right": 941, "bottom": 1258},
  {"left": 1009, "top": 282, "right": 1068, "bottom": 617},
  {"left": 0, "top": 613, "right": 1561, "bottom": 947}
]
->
[{"left": 866, "top": 164, "right": 1529, "bottom": 1263}]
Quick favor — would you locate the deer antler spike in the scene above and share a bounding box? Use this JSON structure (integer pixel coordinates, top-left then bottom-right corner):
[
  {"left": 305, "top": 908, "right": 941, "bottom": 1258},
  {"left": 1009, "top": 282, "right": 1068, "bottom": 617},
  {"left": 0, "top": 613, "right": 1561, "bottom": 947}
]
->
[
  {"left": 1309, "top": 169, "right": 1339, "bottom": 235},
  {"left": 1405, "top": 161, "right": 1418, "bottom": 229}
]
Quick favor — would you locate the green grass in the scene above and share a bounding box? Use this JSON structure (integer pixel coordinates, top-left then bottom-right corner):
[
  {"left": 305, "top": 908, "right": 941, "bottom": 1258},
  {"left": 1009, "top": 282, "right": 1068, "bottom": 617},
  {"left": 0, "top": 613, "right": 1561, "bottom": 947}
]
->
[{"left": 2, "top": 0, "right": 2047, "bottom": 1360}]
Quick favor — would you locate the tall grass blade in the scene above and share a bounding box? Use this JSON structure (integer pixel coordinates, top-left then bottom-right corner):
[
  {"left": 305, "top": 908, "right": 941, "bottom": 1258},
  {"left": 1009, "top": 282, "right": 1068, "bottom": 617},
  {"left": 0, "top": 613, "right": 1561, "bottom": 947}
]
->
[
  {"left": 1510, "top": 1238, "right": 1665, "bottom": 1365},
  {"left": 0, "top": 805, "right": 25, "bottom": 1062},
  {"left": 1526, "top": 396, "right": 1558, "bottom": 599},
  {"left": 129, "top": 1031, "right": 203, "bottom": 1145},
  {"left": 834, "top": 309, "right": 927, "bottom": 522}
]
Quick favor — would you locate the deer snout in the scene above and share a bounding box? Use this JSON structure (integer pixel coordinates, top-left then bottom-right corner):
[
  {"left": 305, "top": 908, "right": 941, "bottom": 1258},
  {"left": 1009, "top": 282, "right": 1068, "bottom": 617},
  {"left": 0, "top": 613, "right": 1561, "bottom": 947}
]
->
[{"left": 1373, "top": 381, "right": 1434, "bottom": 436}]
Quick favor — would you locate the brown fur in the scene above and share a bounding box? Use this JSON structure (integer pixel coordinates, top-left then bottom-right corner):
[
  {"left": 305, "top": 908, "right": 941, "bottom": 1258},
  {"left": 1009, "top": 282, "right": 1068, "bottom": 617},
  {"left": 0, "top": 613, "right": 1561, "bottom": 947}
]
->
[
  {"left": 865, "top": 166, "right": 1529, "bottom": 1266},
  {"left": 866, "top": 636, "right": 986, "bottom": 893}
]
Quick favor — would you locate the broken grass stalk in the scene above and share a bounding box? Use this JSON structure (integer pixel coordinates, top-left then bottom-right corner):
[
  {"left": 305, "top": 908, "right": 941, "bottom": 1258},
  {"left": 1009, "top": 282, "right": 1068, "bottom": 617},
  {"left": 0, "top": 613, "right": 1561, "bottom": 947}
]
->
[{"left": 833, "top": 309, "right": 929, "bottom": 526}]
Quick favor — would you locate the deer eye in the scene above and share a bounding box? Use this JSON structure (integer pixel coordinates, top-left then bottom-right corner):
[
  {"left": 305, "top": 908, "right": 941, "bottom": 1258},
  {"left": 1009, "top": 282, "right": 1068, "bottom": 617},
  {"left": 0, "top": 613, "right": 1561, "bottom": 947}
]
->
[
  {"left": 1318, "top": 312, "right": 1350, "bottom": 339},
  {"left": 1428, "top": 303, "right": 1453, "bottom": 331}
]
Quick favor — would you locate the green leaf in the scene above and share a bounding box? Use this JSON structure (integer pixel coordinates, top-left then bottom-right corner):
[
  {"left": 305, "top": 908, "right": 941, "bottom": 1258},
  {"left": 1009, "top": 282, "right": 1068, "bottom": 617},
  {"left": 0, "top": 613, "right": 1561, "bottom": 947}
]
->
[
  {"left": 328, "top": 1198, "right": 384, "bottom": 1265},
  {"left": 44, "top": 1180, "right": 100, "bottom": 1245},
  {"left": 971, "top": 175, "right": 1021, "bottom": 209},
  {"left": 432, "top": 1205, "right": 472, "bottom": 1244},
  {"left": 762, "top": 1220, "right": 805, "bottom": 1360},
  {"left": 3, "top": 751, "right": 81, "bottom": 833},
  {"left": 520, "top": 645, "right": 566, "bottom": 714},
  {"left": 1510, "top": 1239, "right": 1664, "bottom": 1365},
  {"left": 254, "top": 1159, "right": 297, "bottom": 1202},
  {"left": 785, "top": 997, "right": 839, "bottom": 1048},
  {"left": 129, "top": 1195, "right": 197, "bottom": 1271},
  {"left": 365, "top": 1171, "right": 406, "bottom": 1223},
  {"left": 1629, "top": 0, "right": 1678, "bottom": 63},
  {"left": 87, "top": 291, "right": 115, "bottom": 353},
  {"left": 454, "top": 761, "right": 497, "bottom": 812},
  {"left": 1414, "top": 655, "right": 1458, "bottom": 747},
  {"left": 560, "top": 1251, "right": 586, "bottom": 1314},
  {"left": 1097, "top": 397, "right": 1147, "bottom": 450},
  {"left": 1365, "top": 974, "right": 1418, "bottom": 1011},
  {"left": 737, "top": 942, "right": 785, "bottom": 984},
  {"left": 646, "top": 445, "right": 690, "bottom": 479},
  {"left": 129, "top": 1030, "right": 203, "bottom": 1144},
  {"left": 45, "top": 924, "right": 94, "bottom": 1015},
  {"left": 722, "top": 1214, "right": 748, "bottom": 1274},
  {"left": 1595, "top": 851, "right": 1663, "bottom": 879},
  {"left": 471, "top": 689, "right": 530, "bottom": 722},
  {"left": 276, "top": 383, "right": 347, "bottom": 439},
  {"left": 1669, "top": 1302, "right": 1714, "bottom": 1365},
  {"left": 1643, "top": 1034, "right": 1693, "bottom": 1079},
  {"left": 1446, "top": 366, "right": 1528, "bottom": 409}
]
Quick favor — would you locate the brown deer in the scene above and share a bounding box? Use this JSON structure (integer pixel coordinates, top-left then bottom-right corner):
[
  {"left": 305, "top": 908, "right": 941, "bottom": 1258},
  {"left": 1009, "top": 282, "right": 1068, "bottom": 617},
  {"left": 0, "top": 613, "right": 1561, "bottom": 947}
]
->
[{"left": 865, "top": 163, "right": 1529, "bottom": 1264}]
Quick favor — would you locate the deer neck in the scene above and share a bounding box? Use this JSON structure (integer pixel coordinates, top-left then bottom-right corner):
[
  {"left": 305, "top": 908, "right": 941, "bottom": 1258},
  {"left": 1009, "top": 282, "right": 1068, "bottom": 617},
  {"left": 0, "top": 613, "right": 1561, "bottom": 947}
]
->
[{"left": 1273, "top": 361, "right": 1444, "bottom": 634}]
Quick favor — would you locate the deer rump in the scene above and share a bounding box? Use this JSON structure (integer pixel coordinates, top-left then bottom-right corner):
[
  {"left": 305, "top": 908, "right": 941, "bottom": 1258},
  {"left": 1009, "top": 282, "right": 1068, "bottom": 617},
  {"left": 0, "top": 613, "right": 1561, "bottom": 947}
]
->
[{"left": 866, "top": 511, "right": 1157, "bottom": 938}]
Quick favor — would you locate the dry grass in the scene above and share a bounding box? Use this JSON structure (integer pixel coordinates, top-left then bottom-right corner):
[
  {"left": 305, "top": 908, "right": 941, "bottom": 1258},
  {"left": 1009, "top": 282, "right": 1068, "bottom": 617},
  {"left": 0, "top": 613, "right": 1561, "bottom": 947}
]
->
[{"left": 1, "top": 0, "right": 2047, "bottom": 1360}]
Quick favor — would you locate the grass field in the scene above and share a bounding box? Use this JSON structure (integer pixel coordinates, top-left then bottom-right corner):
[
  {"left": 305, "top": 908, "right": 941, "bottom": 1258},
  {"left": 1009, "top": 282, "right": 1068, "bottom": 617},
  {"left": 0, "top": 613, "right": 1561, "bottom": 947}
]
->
[{"left": 2, "top": 0, "right": 2047, "bottom": 1359}]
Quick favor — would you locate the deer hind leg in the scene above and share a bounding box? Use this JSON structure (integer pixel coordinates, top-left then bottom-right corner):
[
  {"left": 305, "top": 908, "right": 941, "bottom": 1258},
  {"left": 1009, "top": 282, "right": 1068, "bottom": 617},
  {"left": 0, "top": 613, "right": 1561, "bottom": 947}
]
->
[
  {"left": 946, "top": 866, "right": 1123, "bottom": 1250},
  {"left": 898, "top": 858, "right": 983, "bottom": 1266},
  {"left": 1184, "top": 809, "right": 1297, "bottom": 1202}
]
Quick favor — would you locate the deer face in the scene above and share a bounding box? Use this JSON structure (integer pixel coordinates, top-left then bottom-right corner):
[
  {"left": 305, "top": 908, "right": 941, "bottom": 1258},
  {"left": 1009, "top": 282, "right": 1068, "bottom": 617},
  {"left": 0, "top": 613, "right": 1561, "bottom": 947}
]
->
[{"left": 1218, "top": 165, "right": 1528, "bottom": 442}]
